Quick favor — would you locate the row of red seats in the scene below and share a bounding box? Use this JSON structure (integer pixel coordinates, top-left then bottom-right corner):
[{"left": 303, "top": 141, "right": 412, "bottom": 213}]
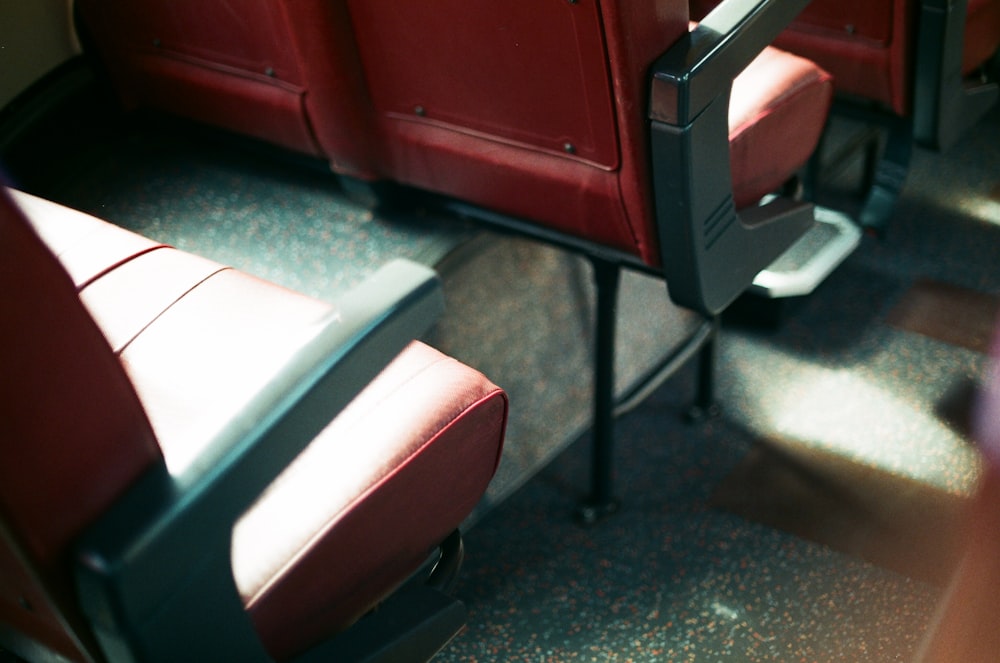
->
[
  {"left": 2, "top": 0, "right": 839, "bottom": 657},
  {"left": 6, "top": 0, "right": 996, "bottom": 659},
  {"left": 73, "top": 0, "right": 836, "bottom": 316},
  {"left": 69, "top": 1, "right": 839, "bottom": 532}
]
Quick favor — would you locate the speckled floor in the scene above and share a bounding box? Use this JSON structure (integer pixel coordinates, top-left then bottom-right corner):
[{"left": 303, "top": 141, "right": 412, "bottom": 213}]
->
[
  {"left": 433, "top": 105, "right": 1000, "bottom": 660},
  {"left": 4, "top": 67, "right": 999, "bottom": 661},
  {"left": 438, "top": 385, "right": 941, "bottom": 661}
]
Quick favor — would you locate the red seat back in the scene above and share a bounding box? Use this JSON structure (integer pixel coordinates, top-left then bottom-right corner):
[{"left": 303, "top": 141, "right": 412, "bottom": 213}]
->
[
  {"left": 77, "top": 0, "right": 383, "bottom": 179},
  {"left": 349, "top": 0, "right": 688, "bottom": 264},
  {"left": 344, "top": 0, "right": 689, "bottom": 266},
  {"left": 0, "top": 189, "right": 163, "bottom": 661}
]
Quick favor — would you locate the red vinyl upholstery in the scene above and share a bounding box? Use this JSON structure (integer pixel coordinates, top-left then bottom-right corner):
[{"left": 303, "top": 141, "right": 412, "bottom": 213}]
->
[
  {"left": 0, "top": 187, "right": 508, "bottom": 662},
  {"left": 691, "top": 0, "right": 915, "bottom": 115},
  {"left": 728, "top": 44, "right": 836, "bottom": 209},
  {"left": 76, "top": 0, "right": 383, "bottom": 179},
  {"left": 345, "top": 0, "right": 680, "bottom": 264}
]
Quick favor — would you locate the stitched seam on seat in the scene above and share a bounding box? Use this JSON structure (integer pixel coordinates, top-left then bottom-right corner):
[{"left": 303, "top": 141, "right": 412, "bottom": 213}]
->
[
  {"left": 76, "top": 244, "right": 169, "bottom": 291},
  {"left": 114, "top": 266, "right": 233, "bottom": 356}
]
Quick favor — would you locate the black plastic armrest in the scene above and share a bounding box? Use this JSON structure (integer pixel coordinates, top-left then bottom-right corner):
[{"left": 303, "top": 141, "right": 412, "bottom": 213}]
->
[
  {"left": 74, "top": 259, "right": 445, "bottom": 663},
  {"left": 647, "top": 0, "right": 815, "bottom": 315},
  {"left": 650, "top": 0, "right": 813, "bottom": 125}
]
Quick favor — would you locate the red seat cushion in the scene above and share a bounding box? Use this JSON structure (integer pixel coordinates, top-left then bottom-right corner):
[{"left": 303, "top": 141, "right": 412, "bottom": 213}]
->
[
  {"left": 728, "top": 46, "right": 834, "bottom": 208},
  {"left": 113, "top": 262, "right": 508, "bottom": 658}
]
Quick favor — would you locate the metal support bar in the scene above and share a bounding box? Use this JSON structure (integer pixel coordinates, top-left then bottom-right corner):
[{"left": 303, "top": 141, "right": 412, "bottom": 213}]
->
[
  {"left": 427, "top": 530, "right": 464, "bottom": 595},
  {"left": 613, "top": 317, "right": 716, "bottom": 418},
  {"left": 576, "top": 257, "right": 622, "bottom": 525},
  {"left": 687, "top": 317, "right": 721, "bottom": 422},
  {"left": 437, "top": 197, "right": 722, "bottom": 523},
  {"left": 576, "top": 258, "right": 720, "bottom": 525}
]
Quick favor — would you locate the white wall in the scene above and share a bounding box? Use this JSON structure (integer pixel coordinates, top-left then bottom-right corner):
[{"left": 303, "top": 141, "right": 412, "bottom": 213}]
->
[{"left": 0, "top": 0, "right": 79, "bottom": 109}]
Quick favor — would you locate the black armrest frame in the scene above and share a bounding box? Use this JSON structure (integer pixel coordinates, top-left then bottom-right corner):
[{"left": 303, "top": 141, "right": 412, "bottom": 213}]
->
[
  {"left": 73, "top": 259, "right": 451, "bottom": 662},
  {"left": 649, "top": 0, "right": 817, "bottom": 315},
  {"left": 913, "top": 0, "right": 999, "bottom": 151}
]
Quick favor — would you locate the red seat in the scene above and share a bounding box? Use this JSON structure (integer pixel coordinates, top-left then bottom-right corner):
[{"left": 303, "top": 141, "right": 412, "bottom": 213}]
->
[
  {"left": 693, "top": 0, "right": 1000, "bottom": 229},
  {"left": 0, "top": 187, "right": 508, "bottom": 662},
  {"left": 965, "top": 0, "right": 1000, "bottom": 76},
  {"left": 343, "top": 0, "right": 834, "bottom": 516}
]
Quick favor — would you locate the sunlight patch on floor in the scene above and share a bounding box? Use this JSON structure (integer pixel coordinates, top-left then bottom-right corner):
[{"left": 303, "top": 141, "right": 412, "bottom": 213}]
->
[
  {"left": 955, "top": 192, "right": 1000, "bottom": 229},
  {"left": 722, "top": 340, "right": 981, "bottom": 495}
]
